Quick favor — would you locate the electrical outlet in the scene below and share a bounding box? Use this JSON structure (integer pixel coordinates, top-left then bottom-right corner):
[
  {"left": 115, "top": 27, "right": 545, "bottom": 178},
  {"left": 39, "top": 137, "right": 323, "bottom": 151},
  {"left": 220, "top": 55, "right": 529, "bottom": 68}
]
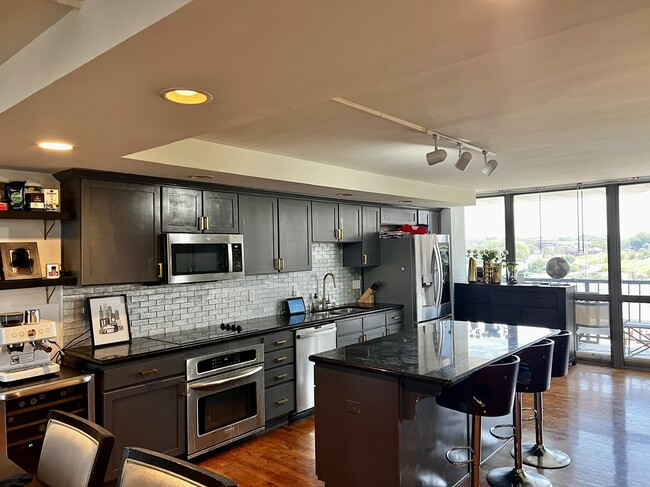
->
[
  {"left": 352, "top": 279, "right": 361, "bottom": 290},
  {"left": 248, "top": 290, "right": 255, "bottom": 301},
  {"left": 292, "top": 286, "right": 299, "bottom": 297}
]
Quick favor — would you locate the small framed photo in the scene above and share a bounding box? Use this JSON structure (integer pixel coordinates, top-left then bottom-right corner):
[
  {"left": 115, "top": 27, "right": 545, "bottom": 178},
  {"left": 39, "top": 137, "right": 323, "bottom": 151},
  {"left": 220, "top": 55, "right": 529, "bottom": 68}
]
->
[
  {"left": 87, "top": 294, "right": 131, "bottom": 348},
  {"left": 0, "top": 242, "right": 42, "bottom": 280},
  {"left": 46, "top": 263, "right": 60, "bottom": 279}
]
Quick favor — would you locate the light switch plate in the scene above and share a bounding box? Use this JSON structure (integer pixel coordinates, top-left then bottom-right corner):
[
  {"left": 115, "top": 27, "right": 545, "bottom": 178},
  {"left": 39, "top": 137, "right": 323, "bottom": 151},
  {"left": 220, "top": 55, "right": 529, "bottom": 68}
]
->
[{"left": 352, "top": 279, "right": 361, "bottom": 290}]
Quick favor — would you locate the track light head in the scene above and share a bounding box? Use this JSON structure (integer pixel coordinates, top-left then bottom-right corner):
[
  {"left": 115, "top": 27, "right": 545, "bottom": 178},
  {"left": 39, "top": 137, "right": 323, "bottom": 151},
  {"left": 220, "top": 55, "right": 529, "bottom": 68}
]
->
[
  {"left": 426, "top": 134, "right": 447, "bottom": 166},
  {"left": 481, "top": 151, "right": 498, "bottom": 177},
  {"left": 454, "top": 144, "right": 472, "bottom": 171},
  {"left": 426, "top": 149, "right": 447, "bottom": 166}
]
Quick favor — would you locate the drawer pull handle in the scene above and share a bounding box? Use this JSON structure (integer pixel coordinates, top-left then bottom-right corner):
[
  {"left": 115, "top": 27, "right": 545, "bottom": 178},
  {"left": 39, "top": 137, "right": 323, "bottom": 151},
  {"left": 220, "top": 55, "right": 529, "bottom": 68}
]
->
[
  {"left": 275, "top": 356, "right": 288, "bottom": 363},
  {"left": 275, "top": 340, "right": 287, "bottom": 346},
  {"left": 275, "top": 373, "right": 288, "bottom": 380},
  {"left": 391, "top": 316, "right": 400, "bottom": 320},
  {"left": 139, "top": 368, "right": 158, "bottom": 376},
  {"left": 275, "top": 398, "right": 289, "bottom": 406}
]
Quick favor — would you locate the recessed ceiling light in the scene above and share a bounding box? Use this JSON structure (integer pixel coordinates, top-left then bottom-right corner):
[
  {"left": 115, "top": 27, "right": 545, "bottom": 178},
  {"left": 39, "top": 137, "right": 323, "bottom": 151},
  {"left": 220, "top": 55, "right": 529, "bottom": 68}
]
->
[
  {"left": 189, "top": 174, "right": 214, "bottom": 180},
  {"left": 37, "top": 141, "right": 74, "bottom": 151},
  {"left": 161, "top": 88, "right": 213, "bottom": 105},
  {"left": 336, "top": 193, "right": 354, "bottom": 197}
]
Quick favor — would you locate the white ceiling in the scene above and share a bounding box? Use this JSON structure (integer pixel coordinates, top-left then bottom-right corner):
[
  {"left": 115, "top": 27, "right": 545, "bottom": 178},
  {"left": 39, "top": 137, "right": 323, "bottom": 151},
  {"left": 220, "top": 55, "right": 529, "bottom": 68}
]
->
[{"left": 2, "top": 0, "right": 650, "bottom": 208}]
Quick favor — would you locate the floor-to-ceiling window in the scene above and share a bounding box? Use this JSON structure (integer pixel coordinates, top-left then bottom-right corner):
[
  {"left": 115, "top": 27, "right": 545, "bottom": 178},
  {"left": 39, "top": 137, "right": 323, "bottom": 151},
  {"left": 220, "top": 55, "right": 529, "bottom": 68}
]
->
[
  {"left": 619, "top": 183, "right": 650, "bottom": 366},
  {"left": 464, "top": 180, "right": 650, "bottom": 370}
]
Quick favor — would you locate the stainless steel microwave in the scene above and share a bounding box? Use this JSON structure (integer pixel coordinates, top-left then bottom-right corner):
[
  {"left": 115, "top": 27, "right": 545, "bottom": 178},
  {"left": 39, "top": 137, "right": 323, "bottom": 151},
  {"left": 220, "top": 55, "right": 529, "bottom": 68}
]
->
[{"left": 162, "top": 233, "right": 244, "bottom": 284}]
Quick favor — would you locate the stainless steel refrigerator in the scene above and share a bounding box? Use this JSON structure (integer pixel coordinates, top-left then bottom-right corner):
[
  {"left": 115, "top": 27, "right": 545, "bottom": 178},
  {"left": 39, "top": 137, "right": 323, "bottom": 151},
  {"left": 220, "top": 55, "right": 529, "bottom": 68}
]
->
[{"left": 364, "top": 234, "right": 451, "bottom": 328}]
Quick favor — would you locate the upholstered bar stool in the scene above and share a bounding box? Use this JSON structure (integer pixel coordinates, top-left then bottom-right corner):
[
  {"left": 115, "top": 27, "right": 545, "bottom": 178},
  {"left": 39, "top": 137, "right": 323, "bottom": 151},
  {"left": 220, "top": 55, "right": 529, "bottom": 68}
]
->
[
  {"left": 487, "top": 339, "right": 554, "bottom": 487},
  {"left": 436, "top": 355, "right": 520, "bottom": 487},
  {"left": 519, "top": 330, "right": 572, "bottom": 469}
]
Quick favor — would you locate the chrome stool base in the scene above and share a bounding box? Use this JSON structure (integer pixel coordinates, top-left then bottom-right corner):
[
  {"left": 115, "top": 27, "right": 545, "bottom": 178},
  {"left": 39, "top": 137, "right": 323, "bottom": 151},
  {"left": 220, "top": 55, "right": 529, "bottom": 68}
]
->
[
  {"left": 518, "top": 444, "right": 571, "bottom": 469},
  {"left": 486, "top": 466, "right": 552, "bottom": 487}
]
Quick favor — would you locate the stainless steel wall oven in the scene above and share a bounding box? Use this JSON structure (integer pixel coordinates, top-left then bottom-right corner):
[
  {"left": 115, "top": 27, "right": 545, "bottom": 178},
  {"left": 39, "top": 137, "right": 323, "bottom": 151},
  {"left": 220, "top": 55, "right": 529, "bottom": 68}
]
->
[{"left": 186, "top": 343, "right": 264, "bottom": 458}]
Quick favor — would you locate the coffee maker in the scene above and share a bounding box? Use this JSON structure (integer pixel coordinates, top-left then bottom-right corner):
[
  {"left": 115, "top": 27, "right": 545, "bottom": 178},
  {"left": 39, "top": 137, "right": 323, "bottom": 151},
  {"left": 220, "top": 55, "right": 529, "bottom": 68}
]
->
[{"left": 0, "top": 311, "right": 60, "bottom": 382}]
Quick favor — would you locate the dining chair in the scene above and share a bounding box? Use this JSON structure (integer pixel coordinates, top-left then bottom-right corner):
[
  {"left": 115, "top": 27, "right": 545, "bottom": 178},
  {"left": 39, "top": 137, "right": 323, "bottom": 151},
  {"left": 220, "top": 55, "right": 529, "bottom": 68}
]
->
[
  {"left": 117, "top": 447, "right": 238, "bottom": 487},
  {"left": 36, "top": 410, "right": 115, "bottom": 487}
]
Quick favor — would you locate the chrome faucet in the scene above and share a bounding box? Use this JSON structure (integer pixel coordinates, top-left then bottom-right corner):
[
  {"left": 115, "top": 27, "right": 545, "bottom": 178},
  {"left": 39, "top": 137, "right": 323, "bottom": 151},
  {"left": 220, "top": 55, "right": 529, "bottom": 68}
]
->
[{"left": 322, "top": 273, "right": 337, "bottom": 309}]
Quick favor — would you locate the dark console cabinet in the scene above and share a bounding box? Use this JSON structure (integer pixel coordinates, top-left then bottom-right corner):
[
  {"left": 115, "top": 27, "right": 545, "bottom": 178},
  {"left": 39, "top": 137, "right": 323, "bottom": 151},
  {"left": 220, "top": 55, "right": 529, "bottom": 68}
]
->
[{"left": 454, "top": 283, "right": 576, "bottom": 361}]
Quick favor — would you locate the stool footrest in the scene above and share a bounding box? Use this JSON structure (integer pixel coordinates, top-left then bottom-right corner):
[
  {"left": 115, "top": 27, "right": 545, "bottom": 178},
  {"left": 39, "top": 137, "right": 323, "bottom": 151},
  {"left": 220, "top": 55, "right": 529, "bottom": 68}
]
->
[
  {"left": 522, "top": 406, "right": 537, "bottom": 422},
  {"left": 489, "top": 423, "right": 516, "bottom": 441},
  {"left": 445, "top": 445, "right": 473, "bottom": 466}
]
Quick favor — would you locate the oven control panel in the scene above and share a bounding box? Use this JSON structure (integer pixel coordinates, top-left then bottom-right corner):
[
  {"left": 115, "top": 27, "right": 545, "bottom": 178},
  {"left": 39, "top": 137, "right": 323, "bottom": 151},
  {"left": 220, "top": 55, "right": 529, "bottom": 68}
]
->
[
  {"left": 186, "top": 343, "right": 265, "bottom": 381},
  {"left": 197, "top": 349, "right": 257, "bottom": 374}
]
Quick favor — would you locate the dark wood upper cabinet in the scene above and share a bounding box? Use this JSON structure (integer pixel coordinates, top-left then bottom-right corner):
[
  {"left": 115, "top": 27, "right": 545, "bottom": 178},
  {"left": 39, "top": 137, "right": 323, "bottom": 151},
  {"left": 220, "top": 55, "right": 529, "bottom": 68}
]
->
[
  {"left": 60, "top": 178, "right": 161, "bottom": 285},
  {"left": 312, "top": 201, "right": 361, "bottom": 243},
  {"left": 240, "top": 195, "right": 311, "bottom": 275},
  {"left": 161, "top": 186, "right": 238, "bottom": 234},
  {"left": 343, "top": 206, "right": 380, "bottom": 267}
]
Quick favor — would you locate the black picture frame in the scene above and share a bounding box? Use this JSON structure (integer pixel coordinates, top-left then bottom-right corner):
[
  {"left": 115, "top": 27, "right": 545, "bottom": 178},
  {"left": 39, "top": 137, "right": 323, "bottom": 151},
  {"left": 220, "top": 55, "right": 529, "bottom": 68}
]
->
[{"left": 87, "top": 294, "right": 131, "bottom": 348}]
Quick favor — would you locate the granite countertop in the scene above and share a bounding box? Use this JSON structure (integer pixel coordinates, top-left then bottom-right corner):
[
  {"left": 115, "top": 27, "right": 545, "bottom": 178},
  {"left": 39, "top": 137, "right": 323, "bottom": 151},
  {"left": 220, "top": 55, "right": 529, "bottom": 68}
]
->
[
  {"left": 64, "top": 302, "right": 401, "bottom": 366},
  {"left": 310, "top": 320, "right": 558, "bottom": 386}
]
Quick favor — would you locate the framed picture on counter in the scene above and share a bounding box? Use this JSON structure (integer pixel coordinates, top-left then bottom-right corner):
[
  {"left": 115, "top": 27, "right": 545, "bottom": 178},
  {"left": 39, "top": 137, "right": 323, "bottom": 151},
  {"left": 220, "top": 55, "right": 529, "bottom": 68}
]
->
[{"left": 87, "top": 294, "right": 131, "bottom": 347}]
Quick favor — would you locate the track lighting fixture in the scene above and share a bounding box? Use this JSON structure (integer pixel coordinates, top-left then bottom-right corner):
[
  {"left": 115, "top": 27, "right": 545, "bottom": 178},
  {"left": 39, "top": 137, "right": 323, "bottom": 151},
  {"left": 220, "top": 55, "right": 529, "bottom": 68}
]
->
[
  {"left": 481, "top": 151, "right": 499, "bottom": 177},
  {"left": 426, "top": 134, "right": 447, "bottom": 166},
  {"left": 454, "top": 144, "right": 473, "bottom": 171},
  {"left": 330, "top": 97, "right": 499, "bottom": 174}
]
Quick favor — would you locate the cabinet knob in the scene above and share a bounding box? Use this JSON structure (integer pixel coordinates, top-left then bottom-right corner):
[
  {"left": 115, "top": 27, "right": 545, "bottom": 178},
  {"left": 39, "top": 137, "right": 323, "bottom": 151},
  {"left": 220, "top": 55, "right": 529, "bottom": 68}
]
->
[
  {"left": 157, "top": 263, "right": 163, "bottom": 278},
  {"left": 139, "top": 368, "right": 158, "bottom": 376},
  {"left": 275, "top": 356, "right": 288, "bottom": 363},
  {"left": 275, "top": 373, "right": 288, "bottom": 380},
  {"left": 204, "top": 216, "right": 209, "bottom": 230},
  {"left": 274, "top": 340, "right": 287, "bottom": 346},
  {"left": 363, "top": 254, "right": 368, "bottom": 265},
  {"left": 275, "top": 398, "right": 289, "bottom": 406}
]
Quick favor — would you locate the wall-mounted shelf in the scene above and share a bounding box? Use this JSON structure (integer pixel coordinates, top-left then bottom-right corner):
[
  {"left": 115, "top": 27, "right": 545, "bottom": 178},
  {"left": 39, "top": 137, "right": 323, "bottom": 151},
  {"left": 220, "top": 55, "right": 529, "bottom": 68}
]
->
[
  {"left": 0, "top": 276, "right": 77, "bottom": 303},
  {"left": 0, "top": 211, "right": 72, "bottom": 239}
]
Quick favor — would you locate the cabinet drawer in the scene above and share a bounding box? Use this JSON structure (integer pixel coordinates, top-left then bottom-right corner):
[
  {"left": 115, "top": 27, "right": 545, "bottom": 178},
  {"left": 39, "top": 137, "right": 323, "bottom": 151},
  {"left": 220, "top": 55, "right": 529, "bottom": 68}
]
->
[
  {"left": 337, "top": 333, "right": 362, "bottom": 348},
  {"left": 265, "top": 381, "right": 295, "bottom": 420},
  {"left": 384, "top": 309, "right": 403, "bottom": 325},
  {"left": 264, "top": 330, "right": 293, "bottom": 351},
  {"left": 103, "top": 354, "right": 185, "bottom": 391},
  {"left": 364, "top": 327, "right": 384, "bottom": 342},
  {"left": 490, "top": 289, "right": 523, "bottom": 306},
  {"left": 522, "top": 308, "right": 558, "bottom": 327},
  {"left": 265, "top": 363, "right": 295, "bottom": 387},
  {"left": 458, "top": 285, "right": 489, "bottom": 304},
  {"left": 385, "top": 323, "right": 403, "bottom": 336},
  {"left": 264, "top": 348, "right": 295, "bottom": 369},
  {"left": 523, "top": 291, "right": 558, "bottom": 308},
  {"left": 336, "top": 318, "right": 362, "bottom": 335},
  {"left": 363, "top": 313, "right": 385, "bottom": 331},
  {"left": 491, "top": 306, "right": 522, "bottom": 325}
]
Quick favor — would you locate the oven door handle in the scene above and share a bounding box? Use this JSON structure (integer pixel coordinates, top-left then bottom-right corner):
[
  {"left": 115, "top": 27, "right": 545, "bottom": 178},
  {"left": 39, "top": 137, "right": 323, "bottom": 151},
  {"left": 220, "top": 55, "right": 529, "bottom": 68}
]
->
[{"left": 187, "top": 365, "right": 263, "bottom": 390}]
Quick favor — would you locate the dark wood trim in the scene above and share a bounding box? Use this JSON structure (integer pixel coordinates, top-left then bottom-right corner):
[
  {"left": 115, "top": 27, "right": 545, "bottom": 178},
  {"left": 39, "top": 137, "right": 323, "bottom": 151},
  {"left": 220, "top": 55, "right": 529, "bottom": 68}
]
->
[
  {"left": 0, "top": 211, "right": 72, "bottom": 221},
  {"left": 0, "top": 275, "right": 77, "bottom": 291}
]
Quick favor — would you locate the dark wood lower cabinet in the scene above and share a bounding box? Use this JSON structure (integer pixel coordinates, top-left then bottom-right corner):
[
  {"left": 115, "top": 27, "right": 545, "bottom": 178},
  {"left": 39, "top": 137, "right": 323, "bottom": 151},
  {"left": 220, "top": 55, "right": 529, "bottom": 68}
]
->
[
  {"left": 65, "top": 353, "right": 186, "bottom": 482},
  {"left": 454, "top": 283, "right": 577, "bottom": 361},
  {"left": 103, "top": 375, "right": 186, "bottom": 480}
]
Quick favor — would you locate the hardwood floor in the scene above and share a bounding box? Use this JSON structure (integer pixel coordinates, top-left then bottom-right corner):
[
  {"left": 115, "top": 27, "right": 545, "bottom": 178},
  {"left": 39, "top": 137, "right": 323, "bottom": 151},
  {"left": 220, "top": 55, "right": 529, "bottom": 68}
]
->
[{"left": 199, "top": 364, "right": 650, "bottom": 486}]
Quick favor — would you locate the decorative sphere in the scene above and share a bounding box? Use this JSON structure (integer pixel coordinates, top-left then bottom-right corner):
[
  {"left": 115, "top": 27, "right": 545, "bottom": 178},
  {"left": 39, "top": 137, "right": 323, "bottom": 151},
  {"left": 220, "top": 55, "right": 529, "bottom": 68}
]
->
[{"left": 546, "top": 257, "right": 571, "bottom": 279}]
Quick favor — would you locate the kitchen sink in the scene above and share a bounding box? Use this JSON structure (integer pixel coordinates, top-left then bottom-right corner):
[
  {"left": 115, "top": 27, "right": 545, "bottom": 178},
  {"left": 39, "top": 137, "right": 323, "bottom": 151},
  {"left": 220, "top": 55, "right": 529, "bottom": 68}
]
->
[{"left": 310, "top": 307, "right": 366, "bottom": 319}]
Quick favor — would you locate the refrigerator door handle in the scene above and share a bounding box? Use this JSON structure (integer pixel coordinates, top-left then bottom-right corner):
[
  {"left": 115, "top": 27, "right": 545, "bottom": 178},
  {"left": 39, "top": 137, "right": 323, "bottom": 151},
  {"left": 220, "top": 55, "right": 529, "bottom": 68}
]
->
[{"left": 433, "top": 240, "right": 443, "bottom": 308}]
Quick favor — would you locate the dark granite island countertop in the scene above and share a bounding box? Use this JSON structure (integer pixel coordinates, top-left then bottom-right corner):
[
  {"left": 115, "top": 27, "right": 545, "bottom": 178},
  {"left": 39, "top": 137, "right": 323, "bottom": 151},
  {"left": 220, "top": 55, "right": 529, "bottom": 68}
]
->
[
  {"left": 310, "top": 320, "right": 559, "bottom": 487},
  {"left": 310, "top": 319, "right": 556, "bottom": 387}
]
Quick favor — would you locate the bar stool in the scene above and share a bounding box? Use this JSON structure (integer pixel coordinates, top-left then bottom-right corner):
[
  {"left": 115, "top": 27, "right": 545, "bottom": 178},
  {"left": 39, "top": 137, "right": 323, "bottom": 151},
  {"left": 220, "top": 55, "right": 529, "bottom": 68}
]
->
[
  {"left": 436, "top": 355, "right": 520, "bottom": 487},
  {"left": 519, "top": 330, "right": 572, "bottom": 469},
  {"left": 487, "top": 339, "right": 554, "bottom": 487}
]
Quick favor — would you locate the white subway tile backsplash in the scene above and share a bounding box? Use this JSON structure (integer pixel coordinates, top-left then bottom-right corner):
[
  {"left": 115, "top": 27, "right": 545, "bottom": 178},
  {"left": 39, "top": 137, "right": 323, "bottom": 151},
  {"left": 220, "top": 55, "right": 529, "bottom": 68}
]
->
[{"left": 61, "top": 243, "right": 361, "bottom": 344}]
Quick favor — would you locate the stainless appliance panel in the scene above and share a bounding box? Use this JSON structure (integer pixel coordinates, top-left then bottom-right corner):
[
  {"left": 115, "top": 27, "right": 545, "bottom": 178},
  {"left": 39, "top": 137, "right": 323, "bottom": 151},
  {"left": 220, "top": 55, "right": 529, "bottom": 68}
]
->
[
  {"left": 186, "top": 343, "right": 264, "bottom": 458},
  {"left": 364, "top": 234, "right": 451, "bottom": 327},
  {"left": 295, "top": 323, "right": 337, "bottom": 413},
  {"left": 164, "top": 233, "right": 244, "bottom": 284}
]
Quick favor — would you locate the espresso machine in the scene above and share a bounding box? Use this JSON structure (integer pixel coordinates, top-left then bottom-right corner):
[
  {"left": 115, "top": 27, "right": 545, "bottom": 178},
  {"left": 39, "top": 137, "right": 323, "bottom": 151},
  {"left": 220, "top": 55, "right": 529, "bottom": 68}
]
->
[{"left": 0, "top": 310, "right": 60, "bottom": 383}]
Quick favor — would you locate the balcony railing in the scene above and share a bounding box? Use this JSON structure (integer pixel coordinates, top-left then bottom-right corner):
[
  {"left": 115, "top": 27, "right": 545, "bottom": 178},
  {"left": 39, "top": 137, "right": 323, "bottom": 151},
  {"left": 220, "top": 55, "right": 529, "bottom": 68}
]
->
[{"left": 523, "top": 277, "right": 650, "bottom": 359}]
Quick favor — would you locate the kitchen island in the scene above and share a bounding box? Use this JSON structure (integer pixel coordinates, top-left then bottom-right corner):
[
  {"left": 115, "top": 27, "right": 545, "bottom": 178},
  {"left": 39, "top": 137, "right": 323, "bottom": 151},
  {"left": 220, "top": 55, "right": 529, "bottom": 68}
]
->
[{"left": 310, "top": 320, "right": 557, "bottom": 487}]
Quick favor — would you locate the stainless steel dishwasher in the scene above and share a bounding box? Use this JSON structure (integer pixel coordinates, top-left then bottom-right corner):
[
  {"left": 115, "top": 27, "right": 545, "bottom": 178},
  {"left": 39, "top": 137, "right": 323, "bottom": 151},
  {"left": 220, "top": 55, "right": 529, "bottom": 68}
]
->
[{"left": 295, "top": 323, "right": 337, "bottom": 414}]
